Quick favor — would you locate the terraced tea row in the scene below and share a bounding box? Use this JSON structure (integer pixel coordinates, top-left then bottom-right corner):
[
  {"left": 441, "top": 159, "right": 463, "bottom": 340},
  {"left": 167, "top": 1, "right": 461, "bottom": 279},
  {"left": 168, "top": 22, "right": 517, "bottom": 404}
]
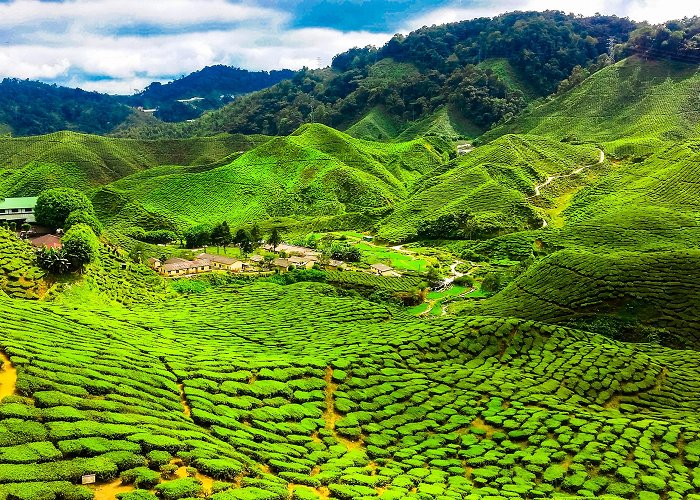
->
[{"left": 1, "top": 282, "right": 700, "bottom": 498}]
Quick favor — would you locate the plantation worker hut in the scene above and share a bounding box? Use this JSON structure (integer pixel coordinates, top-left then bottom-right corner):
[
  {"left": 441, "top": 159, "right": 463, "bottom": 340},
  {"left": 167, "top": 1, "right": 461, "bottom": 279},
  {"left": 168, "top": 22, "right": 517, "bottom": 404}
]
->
[
  {"left": 326, "top": 259, "right": 346, "bottom": 271},
  {"left": 371, "top": 263, "right": 395, "bottom": 276},
  {"left": 147, "top": 257, "right": 161, "bottom": 269},
  {"left": 159, "top": 258, "right": 210, "bottom": 276},
  {"left": 288, "top": 255, "right": 316, "bottom": 270},
  {"left": 197, "top": 253, "right": 243, "bottom": 272},
  {"left": 0, "top": 197, "right": 38, "bottom": 223},
  {"left": 272, "top": 258, "right": 291, "bottom": 271},
  {"left": 250, "top": 254, "right": 264, "bottom": 264},
  {"left": 29, "top": 234, "right": 62, "bottom": 249}
]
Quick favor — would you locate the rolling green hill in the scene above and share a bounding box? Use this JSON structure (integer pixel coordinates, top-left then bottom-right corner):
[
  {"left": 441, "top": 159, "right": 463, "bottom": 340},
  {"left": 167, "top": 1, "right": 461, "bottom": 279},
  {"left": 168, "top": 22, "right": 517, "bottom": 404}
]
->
[
  {"left": 94, "top": 124, "right": 450, "bottom": 232},
  {"left": 482, "top": 56, "right": 700, "bottom": 157},
  {"left": 377, "top": 135, "right": 601, "bottom": 242},
  {"left": 0, "top": 132, "right": 271, "bottom": 197}
]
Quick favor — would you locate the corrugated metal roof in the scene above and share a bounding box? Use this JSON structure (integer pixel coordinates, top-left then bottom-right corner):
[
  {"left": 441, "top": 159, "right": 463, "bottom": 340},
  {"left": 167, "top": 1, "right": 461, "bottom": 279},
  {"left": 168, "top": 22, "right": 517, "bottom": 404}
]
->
[{"left": 0, "top": 197, "right": 38, "bottom": 210}]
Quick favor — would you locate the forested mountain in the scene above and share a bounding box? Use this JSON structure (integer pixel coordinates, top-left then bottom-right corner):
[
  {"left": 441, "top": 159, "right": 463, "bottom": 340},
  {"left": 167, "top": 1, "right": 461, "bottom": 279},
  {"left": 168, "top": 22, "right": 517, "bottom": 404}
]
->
[
  {"left": 0, "top": 79, "right": 134, "bottom": 137},
  {"left": 119, "top": 66, "right": 295, "bottom": 122},
  {"left": 115, "top": 11, "right": 640, "bottom": 139}
]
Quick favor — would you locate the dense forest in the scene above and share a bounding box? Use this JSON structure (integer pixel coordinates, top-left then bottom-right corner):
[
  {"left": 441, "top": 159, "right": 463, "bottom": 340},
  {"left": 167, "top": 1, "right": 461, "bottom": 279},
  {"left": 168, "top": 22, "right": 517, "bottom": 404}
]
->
[
  {"left": 0, "top": 79, "right": 134, "bottom": 136},
  {"left": 116, "top": 11, "right": 641, "bottom": 139},
  {"left": 120, "top": 66, "right": 295, "bottom": 122}
]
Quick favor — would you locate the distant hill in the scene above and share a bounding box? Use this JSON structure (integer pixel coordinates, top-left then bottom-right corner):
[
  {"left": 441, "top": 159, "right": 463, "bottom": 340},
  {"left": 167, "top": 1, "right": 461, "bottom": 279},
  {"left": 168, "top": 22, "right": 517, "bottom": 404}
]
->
[
  {"left": 0, "top": 79, "right": 134, "bottom": 136},
  {"left": 115, "top": 11, "right": 638, "bottom": 140},
  {"left": 481, "top": 56, "right": 700, "bottom": 156},
  {"left": 120, "top": 65, "right": 295, "bottom": 122},
  {"left": 93, "top": 123, "right": 451, "bottom": 232},
  {"left": 0, "top": 131, "right": 271, "bottom": 197}
]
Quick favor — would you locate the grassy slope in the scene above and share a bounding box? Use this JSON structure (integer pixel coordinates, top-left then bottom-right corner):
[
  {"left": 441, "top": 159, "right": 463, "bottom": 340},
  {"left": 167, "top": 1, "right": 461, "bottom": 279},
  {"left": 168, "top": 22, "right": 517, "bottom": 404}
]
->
[
  {"left": 481, "top": 56, "right": 700, "bottom": 157},
  {"left": 0, "top": 132, "right": 271, "bottom": 197},
  {"left": 1, "top": 282, "right": 700, "bottom": 498},
  {"left": 377, "top": 135, "right": 600, "bottom": 242},
  {"left": 95, "top": 124, "right": 450, "bottom": 231},
  {"left": 478, "top": 58, "right": 540, "bottom": 101}
]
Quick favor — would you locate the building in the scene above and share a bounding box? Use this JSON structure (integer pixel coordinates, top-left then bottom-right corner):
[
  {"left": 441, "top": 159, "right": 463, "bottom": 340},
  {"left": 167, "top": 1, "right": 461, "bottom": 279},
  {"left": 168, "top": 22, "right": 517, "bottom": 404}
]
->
[
  {"left": 196, "top": 253, "right": 243, "bottom": 272},
  {"left": 159, "top": 258, "right": 210, "bottom": 276},
  {"left": 263, "top": 243, "right": 320, "bottom": 258},
  {"left": 326, "top": 259, "right": 346, "bottom": 271},
  {"left": 147, "top": 257, "right": 161, "bottom": 269},
  {"left": 288, "top": 255, "right": 317, "bottom": 270},
  {"left": 29, "top": 234, "right": 62, "bottom": 249},
  {"left": 0, "top": 197, "right": 38, "bottom": 223},
  {"left": 362, "top": 235, "right": 374, "bottom": 242},
  {"left": 272, "top": 258, "right": 290, "bottom": 271},
  {"left": 371, "top": 263, "right": 395, "bottom": 276}
]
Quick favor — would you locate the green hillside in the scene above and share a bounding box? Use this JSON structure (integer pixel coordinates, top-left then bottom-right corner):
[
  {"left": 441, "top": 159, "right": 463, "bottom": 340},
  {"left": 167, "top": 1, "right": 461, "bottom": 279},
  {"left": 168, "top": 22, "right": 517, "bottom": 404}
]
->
[
  {"left": 377, "top": 135, "right": 601, "bottom": 242},
  {"left": 94, "top": 124, "right": 450, "bottom": 232},
  {"left": 454, "top": 249, "right": 700, "bottom": 349},
  {"left": 482, "top": 57, "right": 700, "bottom": 156},
  {"left": 2, "top": 280, "right": 700, "bottom": 499},
  {"left": 0, "top": 132, "right": 271, "bottom": 197}
]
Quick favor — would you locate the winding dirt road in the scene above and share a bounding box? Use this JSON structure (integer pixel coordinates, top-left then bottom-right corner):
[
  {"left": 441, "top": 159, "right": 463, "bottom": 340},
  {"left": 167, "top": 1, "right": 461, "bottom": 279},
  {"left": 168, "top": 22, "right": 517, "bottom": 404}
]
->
[{"left": 529, "top": 149, "right": 605, "bottom": 198}]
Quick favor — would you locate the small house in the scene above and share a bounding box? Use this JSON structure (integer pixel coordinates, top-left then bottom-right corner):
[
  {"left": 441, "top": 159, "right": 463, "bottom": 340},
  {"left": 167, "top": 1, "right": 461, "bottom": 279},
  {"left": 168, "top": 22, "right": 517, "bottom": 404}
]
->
[
  {"left": 0, "top": 197, "right": 38, "bottom": 223},
  {"left": 326, "top": 259, "right": 346, "bottom": 271},
  {"left": 371, "top": 263, "right": 394, "bottom": 276},
  {"left": 362, "top": 235, "right": 374, "bottom": 242},
  {"left": 197, "top": 253, "right": 243, "bottom": 272},
  {"left": 147, "top": 257, "right": 161, "bottom": 269},
  {"left": 288, "top": 255, "right": 316, "bottom": 270},
  {"left": 272, "top": 258, "right": 290, "bottom": 271},
  {"left": 159, "top": 258, "right": 210, "bottom": 276},
  {"left": 29, "top": 234, "right": 62, "bottom": 249}
]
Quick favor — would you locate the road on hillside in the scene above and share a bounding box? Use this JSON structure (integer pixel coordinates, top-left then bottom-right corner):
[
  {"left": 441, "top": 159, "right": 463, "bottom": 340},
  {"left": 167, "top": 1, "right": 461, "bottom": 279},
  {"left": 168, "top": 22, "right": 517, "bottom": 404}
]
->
[{"left": 530, "top": 149, "right": 605, "bottom": 198}]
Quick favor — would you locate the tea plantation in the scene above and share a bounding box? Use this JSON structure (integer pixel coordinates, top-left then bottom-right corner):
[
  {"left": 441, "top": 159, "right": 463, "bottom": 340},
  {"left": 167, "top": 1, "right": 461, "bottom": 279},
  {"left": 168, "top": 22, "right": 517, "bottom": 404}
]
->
[{"left": 1, "top": 281, "right": 700, "bottom": 499}]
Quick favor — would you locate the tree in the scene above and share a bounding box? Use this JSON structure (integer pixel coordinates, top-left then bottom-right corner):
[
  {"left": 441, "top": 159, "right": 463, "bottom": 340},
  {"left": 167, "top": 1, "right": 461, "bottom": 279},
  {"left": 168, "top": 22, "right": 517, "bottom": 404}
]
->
[
  {"left": 64, "top": 209, "right": 103, "bottom": 236},
  {"left": 35, "top": 188, "right": 94, "bottom": 229},
  {"left": 211, "top": 222, "right": 232, "bottom": 251},
  {"left": 35, "top": 247, "right": 72, "bottom": 274},
  {"left": 425, "top": 266, "right": 443, "bottom": 288},
  {"left": 234, "top": 229, "right": 253, "bottom": 255},
  {"left": 268, "top": 227, "right": 282, "bottom": 252},
  {"left": 184, "top": 224, "right": 212, "bottom": 249},
  {"left": 250, "top": 224, "right": 262, "bottom": 249},
  {"left": 62, "top": 223, "right": 100, "bottom": 271}
]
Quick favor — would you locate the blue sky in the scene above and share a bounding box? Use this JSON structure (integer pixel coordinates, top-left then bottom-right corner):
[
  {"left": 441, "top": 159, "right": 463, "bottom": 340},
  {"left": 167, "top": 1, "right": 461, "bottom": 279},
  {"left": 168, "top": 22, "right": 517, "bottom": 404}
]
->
[{"left": 0, "top": 0, "right": 697, "bottom": 94}]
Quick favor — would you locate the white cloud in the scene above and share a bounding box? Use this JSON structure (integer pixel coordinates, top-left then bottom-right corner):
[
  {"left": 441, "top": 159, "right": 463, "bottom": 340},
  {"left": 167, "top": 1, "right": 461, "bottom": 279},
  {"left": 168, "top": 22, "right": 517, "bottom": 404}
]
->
[
  {"left": 1, "top": 0, "right": 698, "bottom": 93},
  {"left": 0, "top": 0, "right": 390, "bottom": 93},
  {"left": 403, "top": 0, "right": 700, "bottom": 31}
]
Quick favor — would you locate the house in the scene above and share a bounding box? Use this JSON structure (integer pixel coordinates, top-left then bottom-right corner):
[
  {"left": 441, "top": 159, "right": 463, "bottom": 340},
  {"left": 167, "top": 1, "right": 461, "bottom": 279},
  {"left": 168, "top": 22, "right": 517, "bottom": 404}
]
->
[
  {"left": 197, "top": 253, "right": 243, "bottom": 272},
  {"left": 263, "top": 243, "right": 320, "bottom": 258},
  {"left": 250, "top": 254, "right": 264, "bottom": 264},
  {"left": 29, "top": 234, "right": 62, "bottom": 249},
  {"left": 272, "top": 258, "right": 290, "bottom": 271},
  {"left": 147, "top": 257, "right": 161, "bottom": 269},
  {"left": 288, "top": 255, "right": 316, "bottom": 270},
  {"left": 0, "top": 197, "right": 38, "bottom": 223},
  {"left": 326, "top": 259, "right": 346, "bottom": 271},
  {"left": 159, "top": 258, "right": 210, "bottom": 276},
  {"left": 371, "top": 263, "right": 395, "bottom": 276},
  {"left": 362, "top": 235, "right": 374, "bottom": 242}
]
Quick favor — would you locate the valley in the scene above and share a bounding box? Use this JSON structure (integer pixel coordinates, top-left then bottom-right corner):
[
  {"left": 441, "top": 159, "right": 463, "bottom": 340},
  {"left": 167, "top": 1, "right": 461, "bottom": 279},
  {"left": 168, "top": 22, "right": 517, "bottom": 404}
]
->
[{"left": 0, "top": 8, "right": 699, "bottom": 500}]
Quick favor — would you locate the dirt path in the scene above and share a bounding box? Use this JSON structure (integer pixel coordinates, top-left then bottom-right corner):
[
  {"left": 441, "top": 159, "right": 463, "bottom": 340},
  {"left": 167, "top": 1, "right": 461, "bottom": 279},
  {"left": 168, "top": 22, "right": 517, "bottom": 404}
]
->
[
  {"left": 530, "top": 149, "right": 605, "bottom": 198},
  {"left": 0, "top": 351, "right": 17, "bottom": 401}
]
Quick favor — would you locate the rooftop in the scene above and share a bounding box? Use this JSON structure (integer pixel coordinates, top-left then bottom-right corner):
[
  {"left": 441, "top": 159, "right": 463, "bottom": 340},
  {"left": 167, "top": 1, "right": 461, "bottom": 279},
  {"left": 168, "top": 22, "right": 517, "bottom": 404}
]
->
[
  {"left": 197, "top": 253, "right": 241, "bottom": 265},
  {"left": 161, "top": 259, "right": 210, "bottom": 272},
  {"left": 0, "top": 197, "right": 38, "bottom": 210},
  {"left": 29, "top": 234, "right": 62, "bottom": 249},
  {"left": 371, "top": 263, "right": 394, "bottom": 273}
]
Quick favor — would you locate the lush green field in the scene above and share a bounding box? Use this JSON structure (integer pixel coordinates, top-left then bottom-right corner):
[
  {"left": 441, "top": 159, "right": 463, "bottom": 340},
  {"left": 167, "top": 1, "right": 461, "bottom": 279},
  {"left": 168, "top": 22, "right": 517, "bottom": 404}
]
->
[
  {"left": 0, "top": 132, "right": 270, "bottom": 197},
  {"left": 2, "top": 280, "right": 700, "bottom": 499}
]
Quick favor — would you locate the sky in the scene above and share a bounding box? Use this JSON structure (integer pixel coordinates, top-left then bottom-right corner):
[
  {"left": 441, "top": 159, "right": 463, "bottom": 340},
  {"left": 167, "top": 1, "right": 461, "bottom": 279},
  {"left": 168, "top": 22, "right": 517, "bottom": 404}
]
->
[{"left": 0, "top": 0, "right": 698, "bottom": 94}]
